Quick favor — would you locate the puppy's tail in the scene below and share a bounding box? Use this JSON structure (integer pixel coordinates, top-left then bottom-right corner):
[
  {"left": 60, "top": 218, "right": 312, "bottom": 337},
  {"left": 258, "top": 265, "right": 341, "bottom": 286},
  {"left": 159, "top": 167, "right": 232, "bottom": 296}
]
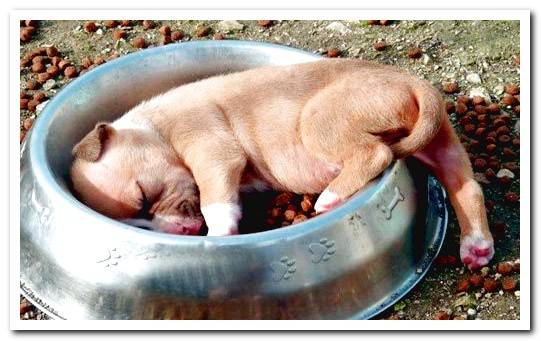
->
[{"left": 389, "top": 82, "right": 444, "bottom": 159}]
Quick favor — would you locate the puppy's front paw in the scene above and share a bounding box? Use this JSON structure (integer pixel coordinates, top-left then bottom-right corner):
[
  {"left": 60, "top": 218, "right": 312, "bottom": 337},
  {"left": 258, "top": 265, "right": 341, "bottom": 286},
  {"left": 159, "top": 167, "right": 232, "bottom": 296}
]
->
[
  {"left": 201, "top": 203, "right": 241, "bottom": 236},
  {"left": 314, "top": 189, "right": 343, "bottom": 213},
  {"left": 460, "top": 232, "right": 494, "bottom": 270}
]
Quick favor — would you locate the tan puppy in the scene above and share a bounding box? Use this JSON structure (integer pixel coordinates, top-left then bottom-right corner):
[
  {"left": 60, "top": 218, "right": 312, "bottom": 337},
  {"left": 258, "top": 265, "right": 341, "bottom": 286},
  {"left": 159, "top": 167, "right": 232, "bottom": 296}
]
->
[{"left": 71, "top": 59, "right": 494, "bottom": 269}]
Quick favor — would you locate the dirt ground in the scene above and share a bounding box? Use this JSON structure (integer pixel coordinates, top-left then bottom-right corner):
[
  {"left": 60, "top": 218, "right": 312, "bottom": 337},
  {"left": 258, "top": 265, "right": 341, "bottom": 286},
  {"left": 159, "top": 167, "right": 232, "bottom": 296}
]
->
[{"left": 19, "top": 19, "right": 521, "bottom": 320}]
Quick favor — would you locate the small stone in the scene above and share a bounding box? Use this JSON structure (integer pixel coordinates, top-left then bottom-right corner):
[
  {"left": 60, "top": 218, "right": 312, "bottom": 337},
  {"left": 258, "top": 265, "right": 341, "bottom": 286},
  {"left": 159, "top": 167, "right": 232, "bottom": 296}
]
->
[
  {"left": 217, "top": 20, "right": 244, "bottom": 33},
  {"left": 514, "top": 290, "right": 520, "bottom": 297},
  {"left": 493, "top": 84, "right": 505, "bottom": 96},
  {"left": 469, "top": 87, "right": 491, "bottom": 103},
  {"left": 481, "top": 266, "right": 490, "bottom": 277},
  {"left": 325, "top": 21, "right": 351, "bottom": 34},
  {"left": 496, "top": 169, "right": 515, "bottom": 179},
  {"left": 466, "top": 73, "right": 482, "bottom": 84},
  {"left": 467, "top": 308, "right": 477, "bottom": 318},
  {"left": 96, "top": 28, "right": 104, "bottom": 35},
  {"left": 42, "top": 79, "right": 56, "bottom": 91}
]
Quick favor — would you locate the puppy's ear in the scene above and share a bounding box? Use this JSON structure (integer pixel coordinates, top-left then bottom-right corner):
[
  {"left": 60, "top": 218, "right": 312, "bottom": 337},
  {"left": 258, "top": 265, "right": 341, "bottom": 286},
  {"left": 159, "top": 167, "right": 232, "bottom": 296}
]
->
[{"left": 72, "top": 122, "right": 114, "bottom": 162}]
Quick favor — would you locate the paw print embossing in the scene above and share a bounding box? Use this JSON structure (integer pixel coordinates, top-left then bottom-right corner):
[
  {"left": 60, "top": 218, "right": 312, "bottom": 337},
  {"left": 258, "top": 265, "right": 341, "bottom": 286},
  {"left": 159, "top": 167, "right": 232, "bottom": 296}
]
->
[
  {"left": 270, "top": 256, "right": 296, "bottom": 282},
  {"left": 377, "top": 186, "right": 405, "bottom": 220},
  {"left": 96, "top": 247, "right": 122, "bottom": 267},
  {"left": 309, "top": 238, "right": 336, "bottom": 263}
]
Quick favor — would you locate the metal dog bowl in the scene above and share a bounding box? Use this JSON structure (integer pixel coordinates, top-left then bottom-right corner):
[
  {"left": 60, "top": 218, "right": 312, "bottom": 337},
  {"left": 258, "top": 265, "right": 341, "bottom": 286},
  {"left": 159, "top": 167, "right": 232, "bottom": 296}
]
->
[{"left": 20, "top": 41, "right": 448, "bottom": 320}]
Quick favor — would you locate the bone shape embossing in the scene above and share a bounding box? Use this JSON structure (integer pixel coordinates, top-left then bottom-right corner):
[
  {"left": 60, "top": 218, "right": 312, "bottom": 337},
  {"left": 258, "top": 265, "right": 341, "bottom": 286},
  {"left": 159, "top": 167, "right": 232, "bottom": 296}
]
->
[{"left": 378, "top": 186, "right": 405, "bottom": 220}]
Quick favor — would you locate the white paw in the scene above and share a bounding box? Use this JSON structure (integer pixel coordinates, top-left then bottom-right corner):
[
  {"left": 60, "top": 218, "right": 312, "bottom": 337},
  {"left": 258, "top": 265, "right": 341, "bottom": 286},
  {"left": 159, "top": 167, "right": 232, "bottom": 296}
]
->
[
  {"left": 460, "top": 231, "right": 495, "bottom": 270},
  {"left": 201, "top": 203, "right": 241, "bottom": 236},
  {"left": 314, "top": 189, "right": 342, "bottom": 213}
]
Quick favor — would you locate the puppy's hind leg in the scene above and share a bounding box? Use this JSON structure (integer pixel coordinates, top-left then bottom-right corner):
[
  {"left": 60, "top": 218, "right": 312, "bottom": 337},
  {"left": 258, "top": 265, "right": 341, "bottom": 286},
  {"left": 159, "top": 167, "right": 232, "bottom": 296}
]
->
[
  {"left": 313, "top": 137, "right": 394, "bottom": 213},
  {"left": 415, "top": 119, "right": 494, "bottom": 270}
]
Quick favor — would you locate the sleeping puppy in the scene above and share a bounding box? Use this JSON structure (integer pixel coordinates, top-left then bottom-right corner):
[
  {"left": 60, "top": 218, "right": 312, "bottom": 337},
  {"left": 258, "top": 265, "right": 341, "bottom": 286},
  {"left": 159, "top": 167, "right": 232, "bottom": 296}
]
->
[{"left": 70, "top": 59, "right": 494, "bottom": 269}]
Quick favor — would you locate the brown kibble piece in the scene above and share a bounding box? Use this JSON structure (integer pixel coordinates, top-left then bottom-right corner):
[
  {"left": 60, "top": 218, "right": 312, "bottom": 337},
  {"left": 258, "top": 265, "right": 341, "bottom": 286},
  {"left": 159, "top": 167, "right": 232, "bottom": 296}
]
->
[
  {"left": 171, "top": 31, "right": 184, "bottom": 41},
  {"left": 51, "top": 56, "right": 62, "bottom": 66},
  {"left": 407, "top": 47, "right": 422, "bottom": 59},
  {"left": 502, "top": 94, "right": 518, "bottom": 106},
  {"left": 504, "top": 192, "right": 519, "bottom": 203},
  {"left": 496, "top": 126, "right": 510, "bottom": 136},
  {"left": 23, "top": 117, "right": 34, "bottom": 130},
  {"left": 33, "top": 91, "right": 47, "bottom": 102},
  {"left": 487, "top": 103, "right": 500, "bottom": 114},
  {"left": 283, "top": 209, "right": 296, "bottom": 222},
  {"left": 327, "top": 49, "right": 341, "bottom": 58},
  {"left": 142, "top": 20, "right": 155, "bottom": 29},
  {"left": 84, "top": 22, "right": 98, "bottom": 33},
  {"left": 64, "top": 66, "right": 78, "bottom": 78},
  {"left": 442, "top": 82, "right": 458, "bottom": 94},
  {"left": 27, "top": 99, "right": 39, "bottom": 112},
  {"left": 293, "top": 214, "right": 308, "bottom": 224},
  {"left": 103, "top": 20, "right": 118, "bottom": 28},
  {"left": 159, "top": 25, "right": 171, "bottom": 36},
  {"left": 474, "top": 105, "right": 488, "bottom": 115},
  {"left": 505, "top": 84, "right": 519, "bottom": 95},
  {"left": 81, "top": 57, "right": 93, "bottom": 69},
  {"left": 469, "top": 273, "right": 484, "bottom": 287},
  {"left": 275, "top": 192, "right": 294, "bottom": 207},
  {"left": 212, "top": 33, "right": 225, "bottom": 40},
  {"left": 457, "top": 279, "right": 470, "bottom": 292},
  {"left": 472, "top": 96, "right": 485, "bottom": 106},
  {"left": 456, "top": 103, "right": 468, "bottom": 115},
  {"left": 20, "top": 28, "right": 33, "bottom": 42},
  {"left": 300, "top": 199, "right": 313, "bottom": 212},
  {"left": 20, "top": 98, "right": 29, "bottom": 110},
  {"left": 25, "top": 20, "right": 38, "bottom": 27},
  {"left": 195, "top": 26, "right": 211, "bottom": 37},
  {"left": 498, "top": 135, "right": 511, "bottom": 144},
  {"left": 37, "top": 72, "right": 50, "bottom": 84},
  {"left": 257, "top": 20, "right": 273, "bottom": 27},
  {"left": 434, "top": 311, "right": 450, "bottom": 320},
  {"left": 113, "top": 29, "right": 127, "bottom": 41},
  {"left": 270, "top": 207, "right": 281, "bottom": 219},
  {"left": 501, "top": 277, "right": 517, "bottom": 291},
  {"left": 473, "top": 158, "right": 487, "bottom": 170},
  {"left": 120, "top": 20, "right": 131, "bottom": 26},
  {"left": 497, "top": 262, "right": 514, "bottom": 276},
  {"left": 26, "top": 79, "right": 38, "bottom": 90},
  {"left": 131, "top": 37, "right": 147, "bottom": 48},
  {"left": 457, "top": 95, "right": 471, "bottom": 106},
  {"left": 161, "top": 35, "right": 172, "bottom": 45},
  {"left": 58, "top": 60, "right": 71, "bottom": 70},
  {"left": 94, "top": 56, "right": 106, "bottom": 65},
  {"left": 485, "top": 144, "right": 497, "bottom": 154},
  {"left": 31, "top": 62, "right": 45, "bottom": 73},
  {"left": 373, "top": 41, "right": 387, "bottom": 51},
  {"left": 483, "top": 278, "right": 499, "bottom": 292}
]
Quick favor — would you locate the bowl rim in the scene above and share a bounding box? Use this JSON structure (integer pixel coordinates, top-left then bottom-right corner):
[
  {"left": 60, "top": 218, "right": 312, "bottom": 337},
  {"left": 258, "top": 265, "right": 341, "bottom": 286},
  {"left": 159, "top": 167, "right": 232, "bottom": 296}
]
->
[{"left": 29, "top": 40, "right": 396, "bottom": 246}]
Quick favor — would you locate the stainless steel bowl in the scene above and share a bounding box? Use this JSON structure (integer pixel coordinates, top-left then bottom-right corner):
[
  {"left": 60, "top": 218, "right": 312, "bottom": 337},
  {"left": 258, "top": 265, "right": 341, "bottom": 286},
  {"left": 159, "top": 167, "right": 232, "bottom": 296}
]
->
[{"left": 20, "top": 41, "right": 448, "bottom": 320}]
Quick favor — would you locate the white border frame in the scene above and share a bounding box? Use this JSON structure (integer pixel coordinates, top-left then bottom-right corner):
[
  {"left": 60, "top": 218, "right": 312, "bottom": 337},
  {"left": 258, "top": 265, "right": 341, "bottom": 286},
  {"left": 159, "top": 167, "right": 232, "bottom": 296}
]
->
[{"left": 10, "top": 9, "right": 530, "bottom": 331}]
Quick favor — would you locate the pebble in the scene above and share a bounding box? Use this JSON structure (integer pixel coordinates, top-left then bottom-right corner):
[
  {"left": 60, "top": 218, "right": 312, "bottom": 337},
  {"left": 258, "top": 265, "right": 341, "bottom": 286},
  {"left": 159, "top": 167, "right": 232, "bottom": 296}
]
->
[
  {"left": 467, "top": 308, "right": 477, "bottom": 318},
  {"left": 466, "top": 73, "right": 482, "bottom": 84},
  {"left": 96, "top": 28, "right": 104, "bottom": 35},
  {"left": 494, "top": 84, "right": 505, "bottom": 96},
  {"left": 216, "top": 20, "right": 244, "bottom": 33},
  {"left": 325, "top": 21, "right": 351, "bottom": 34},
  {"left": 42, "top": 79, "right": 56, "bottom": 90},
  {"left": 514, "top": 120, "right": 520, "bottom": 134},
  {"left": 514, "top": 290, "right": 520, "bottom": 297},
  {"left": 496, "top": 169, "right": 515, "bottom": 179},
  {"left": 480, "top": 267, "right": 490, "bottom": 277},
  {"left": 469, "top": 87, "right": 491, "bottom": 103}
]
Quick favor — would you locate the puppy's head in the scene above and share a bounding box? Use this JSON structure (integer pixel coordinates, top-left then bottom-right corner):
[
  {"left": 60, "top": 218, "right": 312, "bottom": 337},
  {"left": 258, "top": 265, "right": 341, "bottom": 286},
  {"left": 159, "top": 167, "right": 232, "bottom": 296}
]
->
[{"left": 70, "top": 122, "right": 204, "bottom": 235}]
